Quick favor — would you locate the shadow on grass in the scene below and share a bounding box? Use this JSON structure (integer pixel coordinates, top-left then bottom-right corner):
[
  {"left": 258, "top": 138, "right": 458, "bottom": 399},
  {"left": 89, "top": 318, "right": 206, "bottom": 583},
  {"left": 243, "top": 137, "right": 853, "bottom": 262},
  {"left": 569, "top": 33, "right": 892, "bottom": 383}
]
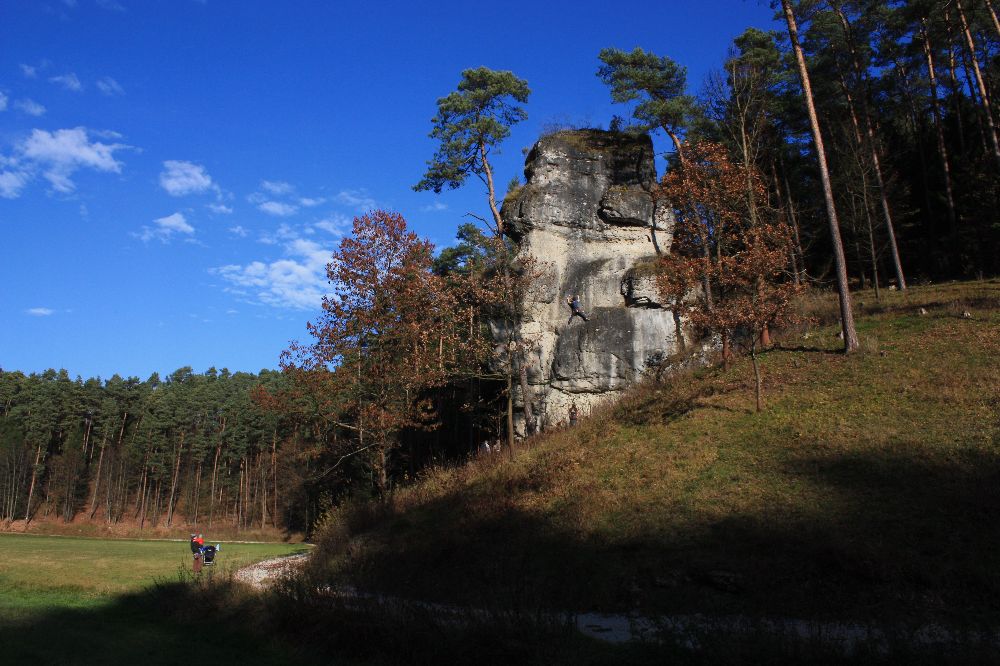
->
[
  {"left": 0, "top": 582, "right": 313, "bottom": 666},
  {"left": 0, "top": 575, "right": 670, "bottom": 665},
  {"left": 776, "top": 449, "right": 1000, "bottom": 617},
  {"left": 323, "top": 446, "right": 1000, "bottom": 634}
]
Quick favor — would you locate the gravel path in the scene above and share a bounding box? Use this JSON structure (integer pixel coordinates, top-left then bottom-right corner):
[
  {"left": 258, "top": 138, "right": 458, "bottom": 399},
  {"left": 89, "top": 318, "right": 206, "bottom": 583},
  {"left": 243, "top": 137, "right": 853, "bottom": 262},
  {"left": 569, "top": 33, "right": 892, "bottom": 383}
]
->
[
  {"left": 233, "top": 553, "right": 309, "bottom": 589},
  {"left": 231, "top": 554, "right": 996, "bottom": 651}
]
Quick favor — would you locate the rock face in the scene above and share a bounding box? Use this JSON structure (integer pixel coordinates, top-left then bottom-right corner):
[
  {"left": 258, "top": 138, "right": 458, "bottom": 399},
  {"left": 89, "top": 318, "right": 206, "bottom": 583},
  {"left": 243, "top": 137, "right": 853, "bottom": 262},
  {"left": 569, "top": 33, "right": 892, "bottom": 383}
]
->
[{"left": 501, "top": 129, "right": 685, "bottom": 431}]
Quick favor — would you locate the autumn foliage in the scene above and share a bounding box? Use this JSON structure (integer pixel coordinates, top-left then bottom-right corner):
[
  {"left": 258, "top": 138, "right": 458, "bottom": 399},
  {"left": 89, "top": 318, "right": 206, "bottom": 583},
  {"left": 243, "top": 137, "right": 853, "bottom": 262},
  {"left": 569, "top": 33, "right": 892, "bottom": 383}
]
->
[
  {"left": 283, "top": 210, "right": 499, "bottom": 494},
  {"left": 657, "top": 142, "right": 803, "bottom": 410}
]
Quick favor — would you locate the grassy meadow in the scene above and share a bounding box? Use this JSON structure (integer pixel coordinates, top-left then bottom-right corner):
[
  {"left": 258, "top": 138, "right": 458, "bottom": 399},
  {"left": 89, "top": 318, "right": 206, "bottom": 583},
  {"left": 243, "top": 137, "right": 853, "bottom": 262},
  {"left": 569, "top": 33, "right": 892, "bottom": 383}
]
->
[{"left": 0, "top": 534, "right": 311, "bottom": 665}]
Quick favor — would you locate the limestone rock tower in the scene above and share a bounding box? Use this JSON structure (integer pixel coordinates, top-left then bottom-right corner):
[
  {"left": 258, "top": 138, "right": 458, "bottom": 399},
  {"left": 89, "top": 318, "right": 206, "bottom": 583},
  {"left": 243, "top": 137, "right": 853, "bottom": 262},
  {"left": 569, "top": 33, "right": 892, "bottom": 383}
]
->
[{"left": 501, "top": 129, "right": 687, "bottom": 431}]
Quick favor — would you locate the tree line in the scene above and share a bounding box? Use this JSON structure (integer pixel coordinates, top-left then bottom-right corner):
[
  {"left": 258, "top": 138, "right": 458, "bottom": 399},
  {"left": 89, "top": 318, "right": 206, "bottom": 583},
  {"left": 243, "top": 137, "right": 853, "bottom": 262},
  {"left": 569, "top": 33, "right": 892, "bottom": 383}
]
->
[
  {"left": 4, "top": 0, "right": 998, "bottom": 532},
  {"left": 0, "top": 367, "right": 325, "bottom": 531}
]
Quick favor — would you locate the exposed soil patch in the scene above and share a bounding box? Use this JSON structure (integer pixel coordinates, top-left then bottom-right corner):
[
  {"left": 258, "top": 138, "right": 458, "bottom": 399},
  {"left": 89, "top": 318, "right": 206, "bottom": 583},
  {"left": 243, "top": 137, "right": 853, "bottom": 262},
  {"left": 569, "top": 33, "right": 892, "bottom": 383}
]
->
[{"left": 233, "top": 553, "right": 309, "bottom": 589}]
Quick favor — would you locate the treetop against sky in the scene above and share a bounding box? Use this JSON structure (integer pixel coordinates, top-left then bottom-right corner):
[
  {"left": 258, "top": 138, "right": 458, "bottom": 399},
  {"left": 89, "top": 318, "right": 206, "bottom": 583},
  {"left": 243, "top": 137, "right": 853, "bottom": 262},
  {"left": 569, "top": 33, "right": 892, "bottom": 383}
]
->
[{"left": 1, "top": 0, "right": 773, "bottom": 380}]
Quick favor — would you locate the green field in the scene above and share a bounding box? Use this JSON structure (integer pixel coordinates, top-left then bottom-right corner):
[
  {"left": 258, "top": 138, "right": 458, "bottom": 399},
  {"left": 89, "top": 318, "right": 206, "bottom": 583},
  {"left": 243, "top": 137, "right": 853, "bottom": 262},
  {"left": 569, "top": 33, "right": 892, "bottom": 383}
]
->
[{"left": 0, "top": 534, "right": 312, "bottom": 665}]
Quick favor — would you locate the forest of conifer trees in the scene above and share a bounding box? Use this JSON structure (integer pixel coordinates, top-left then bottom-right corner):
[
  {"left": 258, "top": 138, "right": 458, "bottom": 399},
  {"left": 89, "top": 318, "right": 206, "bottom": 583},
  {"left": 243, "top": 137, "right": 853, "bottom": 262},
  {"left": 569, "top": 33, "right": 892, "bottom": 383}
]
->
[{"left": 2, "top": 0, "right": 997, "bottom": 534}]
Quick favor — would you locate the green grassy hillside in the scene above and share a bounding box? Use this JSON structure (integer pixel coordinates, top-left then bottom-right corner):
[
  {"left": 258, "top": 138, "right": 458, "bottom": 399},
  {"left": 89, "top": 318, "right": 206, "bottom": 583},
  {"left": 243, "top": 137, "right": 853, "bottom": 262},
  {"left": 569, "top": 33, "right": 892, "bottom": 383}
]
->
[{"left": 312, "top": 281, "right": 1000, "bottom": 625}]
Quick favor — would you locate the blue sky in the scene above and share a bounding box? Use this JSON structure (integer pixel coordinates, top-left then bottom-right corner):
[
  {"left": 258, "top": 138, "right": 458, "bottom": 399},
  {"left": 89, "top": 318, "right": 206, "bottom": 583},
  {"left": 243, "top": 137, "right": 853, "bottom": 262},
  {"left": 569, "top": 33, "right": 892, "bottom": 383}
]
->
[{"left": 1, "top": 0, "right": 775, "bottom": 380}]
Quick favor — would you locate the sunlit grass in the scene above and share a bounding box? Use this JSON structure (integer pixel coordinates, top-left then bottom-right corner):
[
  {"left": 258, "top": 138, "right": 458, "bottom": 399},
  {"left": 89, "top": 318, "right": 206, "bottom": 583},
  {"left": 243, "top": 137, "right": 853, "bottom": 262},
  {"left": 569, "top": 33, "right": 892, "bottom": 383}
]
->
[
  {"left": 0, "top": 534, "right": 307, "bottom": 618},
  {"left": 0, "top": 534, "right": 313, "bottom": 665}
]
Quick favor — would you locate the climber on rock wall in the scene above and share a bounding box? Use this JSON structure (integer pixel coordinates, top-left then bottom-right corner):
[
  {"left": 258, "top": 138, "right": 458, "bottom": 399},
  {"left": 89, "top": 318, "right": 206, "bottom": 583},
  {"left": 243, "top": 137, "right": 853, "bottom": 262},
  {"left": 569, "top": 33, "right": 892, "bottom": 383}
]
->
[{"left": 567, "top": 294, "right": 589, "bottom": 324}]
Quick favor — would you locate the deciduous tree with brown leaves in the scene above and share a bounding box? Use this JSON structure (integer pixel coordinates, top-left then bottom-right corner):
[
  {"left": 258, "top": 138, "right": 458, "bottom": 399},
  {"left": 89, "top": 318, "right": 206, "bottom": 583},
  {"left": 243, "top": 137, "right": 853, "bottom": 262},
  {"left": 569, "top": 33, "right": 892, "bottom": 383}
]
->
[
  {"left": 284, "top": 210, "right": 478, "bottom": 495},
  {"left": 658, "top": 142, "right": 802, "bottom": 411}
]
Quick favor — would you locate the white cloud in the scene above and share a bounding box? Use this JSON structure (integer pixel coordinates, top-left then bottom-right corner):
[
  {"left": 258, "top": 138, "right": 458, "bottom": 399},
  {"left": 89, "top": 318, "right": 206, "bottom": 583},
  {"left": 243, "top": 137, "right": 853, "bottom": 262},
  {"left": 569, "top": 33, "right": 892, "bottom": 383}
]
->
[
  {"left": 14, "top": 99, "right": 46, "bottom": 116},
  {"left": 49, "top": 73, "right": 83, "bottom": 92},
  {"left": 96, "top": 76, "right": 125, "bottom": 96},
  {"left": 261, "top": 180, "right": 293, "bottom": 195},
  {"left": 137, "top": 212, "right": 194, "bottom": 243},
  {"left": 213, "top": 237, "right": 333, "bottom": 310},
  {"left": 258, "top": 223, "right": 300, "bottom": 245},
  {"left": 258, "top": 200, "right": 298, "bottom": 217},
  {"left": 208, "top": 202, "right": 233, "bottom": 214},
  {"left": 313, "top": 213, "right": 351, "bottom": 237},
  {"left": 20, "top": 64, "right": 38, "bottom": 78},
  {"left": 157, "top": 212, "right": 193, "bottom": 233},
  {"left": 0, "top": 170, "right": 32, "bottom": 199},
  {"left": 228, "top": 225, "right": 248, "bottom": 237},
  {"left": 89, "top": 128, "right": 123, "bottom": 140},
  {"left": 421, "top": 201, "right": 449, "bottom": 212},
  {"left": 96, "top": 0, "right": 126, "bottom": 11},
  {"left": 0, "top": 93, "right": 7, "bottom": 112},
  {"left": 335, "top": 188, "right": 377, "bottom": 211},
  {"left": 20, "top": 127, "right": 127, "bottom": 193},
  {"left": 27, "top": 307, "right": 54, "bottom": 316},
  {"left": 160, "top": 160, "right": 214, "bottom": 196},
  {"left": 299, "top": 196, "right": 325, "bottom": 207}
]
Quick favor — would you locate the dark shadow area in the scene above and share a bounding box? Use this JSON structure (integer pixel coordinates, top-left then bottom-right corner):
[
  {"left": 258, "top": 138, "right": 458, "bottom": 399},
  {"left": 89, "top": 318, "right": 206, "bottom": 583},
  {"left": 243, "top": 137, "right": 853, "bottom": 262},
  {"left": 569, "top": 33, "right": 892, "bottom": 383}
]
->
[
  {"left": 0, "top": 577, "right": 669, "bottom": 665},
  {"left": 774, "top": 449, "right": 1000, "bottom": 619},
  {"left": 0, "top": 583, "right": 316, "bottom": 666},
  {"left": 322, "top": 447, "right": 1000, "bottom": 633}
]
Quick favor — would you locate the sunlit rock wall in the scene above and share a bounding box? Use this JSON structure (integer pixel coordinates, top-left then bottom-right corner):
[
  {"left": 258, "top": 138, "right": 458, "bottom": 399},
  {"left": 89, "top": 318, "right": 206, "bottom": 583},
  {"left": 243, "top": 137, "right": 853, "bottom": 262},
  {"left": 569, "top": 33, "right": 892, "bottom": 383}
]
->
[{"left": 501, "top": 129, "right": 686, "bottom": 431}]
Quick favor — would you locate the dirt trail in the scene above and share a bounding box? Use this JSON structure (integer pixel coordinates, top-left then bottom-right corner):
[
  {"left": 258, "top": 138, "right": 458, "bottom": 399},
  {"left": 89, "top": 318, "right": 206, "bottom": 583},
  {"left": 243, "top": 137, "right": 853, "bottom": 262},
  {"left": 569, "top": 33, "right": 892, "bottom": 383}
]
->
[{"left": 233, "top": 553, "right": 309, "bottom": 589}]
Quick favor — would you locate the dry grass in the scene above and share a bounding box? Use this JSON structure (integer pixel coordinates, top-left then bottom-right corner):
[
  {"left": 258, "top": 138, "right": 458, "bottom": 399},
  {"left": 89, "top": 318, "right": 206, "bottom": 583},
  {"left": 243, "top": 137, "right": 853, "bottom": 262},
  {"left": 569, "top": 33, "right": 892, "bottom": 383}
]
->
[
  {"left": 2, "top": 518, "right": 305, "bottom": 544},
  {"left": 314, "top": 280, "right": 1000, "bottom": 624}
]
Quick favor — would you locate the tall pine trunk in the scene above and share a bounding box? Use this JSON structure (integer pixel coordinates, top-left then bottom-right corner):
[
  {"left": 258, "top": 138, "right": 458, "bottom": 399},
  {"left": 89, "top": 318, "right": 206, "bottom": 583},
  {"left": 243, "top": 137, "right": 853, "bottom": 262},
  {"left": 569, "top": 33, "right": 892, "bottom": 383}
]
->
[
  {"left": 833, "top": 4, "right": 906, "bottom": 290},
  {"left": 922, "top": 22, "right": 959, "bottom": 231},
  {"left": 770, "top": 161, "right": 801, "bottom": 284},
  {"left": 23, "top": 441, "right": 43, "bottom": 523},
  {"left": 750, "top": 337, "right": 763, "bottom": 413},
  {"left": 986, "top": 0, "right": 1000, "bottom": 38},
  {"left": 505, "top": 372, "right": 514, "bottom": 456},
  {"left": 165, "top": 431, "right": 185, "bottom": 527},
  {"left": 271, "top": 430, "right": 278, "bottom": 528},
  {"left": 781, "top": 0, "right": 859, "bottom": 352},
  {"left": 87, "top": 433, "right": 106, "bottom": 519},
  {"left": 956, "top": 0, "right": 1000, "bottom": 168},
  {"left": 780, "top": 168, "right": 808, "bottom": 283},
  {"left": 837, "top": 69, "right": 881, "bottom": 295},
  {"left": 208, "top": 416, "right": 224, "bottom": 528}
]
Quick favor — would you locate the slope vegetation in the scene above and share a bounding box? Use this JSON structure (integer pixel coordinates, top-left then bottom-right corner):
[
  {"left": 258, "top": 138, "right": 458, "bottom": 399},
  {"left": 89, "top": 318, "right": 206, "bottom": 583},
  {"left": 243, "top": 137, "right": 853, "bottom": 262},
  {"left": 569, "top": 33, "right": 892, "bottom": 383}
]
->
[{"left": 313, "top": 281, "right": 1000, "bottom": 624}]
